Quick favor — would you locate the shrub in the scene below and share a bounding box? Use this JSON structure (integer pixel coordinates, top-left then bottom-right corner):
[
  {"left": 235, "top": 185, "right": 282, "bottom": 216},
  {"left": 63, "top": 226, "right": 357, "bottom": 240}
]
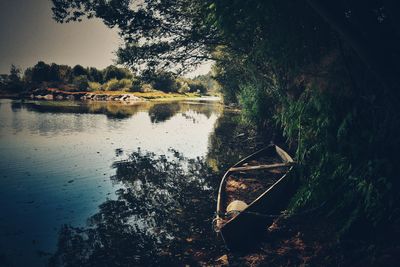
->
[
  {"left": 177, "top": 81, "right": 190, "bottom": 93},
  {"left": 119, "top": 78, "right": 133, "bottom": 91},
  {"left": 103, "top": 78, "right": 120, "bottom": 91},
  {"left": 129, "top": 78, "right": 143, "bottom": 92},
  {"left": 88, "top": 82, "right": 101, "bottom": 91},
  {"left": 150, "top": 72, "right": 179, "bottom": 93},
  {"left": 141, "top": 83, "right": 154, "bottom": 92},
  {"left": 72, "top": 75, "right": 89, "bottom": 91},
  {"left": 187, "top": 80, "right": 207, "bottom": 94},
  {"left": 102, "top": 78, "right": 134, "bottom": 91},
  {"left": 103, "top": 65, "right": 132, "bottom": 81}
]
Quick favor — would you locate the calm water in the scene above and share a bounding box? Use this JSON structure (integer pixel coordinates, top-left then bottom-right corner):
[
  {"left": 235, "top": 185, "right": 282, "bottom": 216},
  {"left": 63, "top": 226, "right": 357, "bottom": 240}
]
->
[{"left": 0, "top": 99, "right": 271, "bottom": 266}]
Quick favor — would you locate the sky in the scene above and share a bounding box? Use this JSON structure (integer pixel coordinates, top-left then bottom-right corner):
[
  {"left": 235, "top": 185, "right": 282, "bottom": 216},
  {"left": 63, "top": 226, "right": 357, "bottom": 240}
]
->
[{"left": 0, "top": 0, "right": 211, "bottom": 76}]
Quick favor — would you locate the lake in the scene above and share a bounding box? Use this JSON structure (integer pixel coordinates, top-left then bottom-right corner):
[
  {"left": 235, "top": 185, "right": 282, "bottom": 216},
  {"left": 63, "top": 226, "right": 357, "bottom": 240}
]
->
[{"left": 0, "top": 99, "right": 270, "bottom": 266}]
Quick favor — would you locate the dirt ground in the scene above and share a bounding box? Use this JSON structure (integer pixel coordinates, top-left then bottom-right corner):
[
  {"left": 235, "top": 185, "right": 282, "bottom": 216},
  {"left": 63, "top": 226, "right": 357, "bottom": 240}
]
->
[{"left": 210, "top": 213, "right": 400, "bottom": 267}]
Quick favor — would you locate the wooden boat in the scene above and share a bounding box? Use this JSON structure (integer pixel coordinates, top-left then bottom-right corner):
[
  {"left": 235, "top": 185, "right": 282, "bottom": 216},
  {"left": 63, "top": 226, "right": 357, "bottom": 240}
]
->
[{"left": 214, "top": 144, "right": 295, "bottom": 250}]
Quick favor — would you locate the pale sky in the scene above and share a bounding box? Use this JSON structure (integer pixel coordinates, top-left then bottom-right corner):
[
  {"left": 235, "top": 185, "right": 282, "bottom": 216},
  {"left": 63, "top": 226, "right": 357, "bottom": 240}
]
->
[
  {"left": 0, "top": 0, "right": 121, "bottom": 74},
  {"left": 0, "top": 0, "right": 211, "bottom": 76}
]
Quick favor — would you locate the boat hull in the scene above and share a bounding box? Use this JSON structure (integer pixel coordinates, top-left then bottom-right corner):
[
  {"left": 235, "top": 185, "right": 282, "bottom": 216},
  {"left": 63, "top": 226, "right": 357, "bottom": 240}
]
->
[{"left": 216, "top": 145, "right": 296, "bottom": 250}]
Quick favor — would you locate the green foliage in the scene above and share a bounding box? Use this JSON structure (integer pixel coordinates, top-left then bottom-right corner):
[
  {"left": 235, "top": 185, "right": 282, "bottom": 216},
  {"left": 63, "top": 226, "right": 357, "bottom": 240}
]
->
[
  {"left": 5, "top": 61, "right": 209, "bottom": 94},
  {"left": 0, "top": 65, "right": 25, "bottom": 92},
  {"left": 192, "top": 72, "right": 220, "bottom": 95},
  {"left": 140, "top": 83, "right": 154, "bottom": 93},
  {"left": 146, "top": 71, "right": 179, "bottom": 93},
  {"left": 128, "top": 78, "right": 143, "bottom": 92},
  {"left": 177, "top": 78, "right": 208, "bottom": 94},
  {"left": 177, "top": 80, "right": 190, "bottom": 93},
  {"left": 118, "top": 78, "right": 133, "bottom": 91},
  {"left": 31, "top": 61, "right": 51, "bottom": 82},
  {"left": 103, "top": 78, "right": 120, "bottom": 91},
  {"left": 102, "top": 78, "right": 132, "bottom": 91},
  {"left": 211, "top": 52, "right": 241, "bottom": 104},
  {"left": 88, "top": 67, "right": 104, "bottom": 83},
  {"left": 276, "top": 87, "right": 400, "bottom": 237},
  {"left": 88, "top": 81, "right": 101, "bottom": 91},
  {"left": 72, "top": 64, "right": 88, "bottom": 77},
  {"left": 103, "top": 65, "right": 132, "bottom": 81},
  {"left": 187, "top": 80, "right": 207, "bottom": 94},
  {"left": 72, "top": 75, "right": 89, "bottom": 91},
  {"left": 238, "top": 82, "right": 272, "bottom": 126}
]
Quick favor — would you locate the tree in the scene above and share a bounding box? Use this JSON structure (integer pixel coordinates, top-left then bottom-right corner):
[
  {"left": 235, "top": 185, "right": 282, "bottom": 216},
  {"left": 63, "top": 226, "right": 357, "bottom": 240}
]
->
[
  {"left": 142, "top": 70, "right": 178, "bottom": 93},
  {"left": 72, "top": 64, "right": 88, "bottom": 77},
  {"left": 72, "top": 75, "right": 89, "bottom": 91},
  {"left": 103, "top": 65, "right": 132, "bottom": 81},
  {"left": 58, "top": 65, "right": 72, "bottom": 83},
  {"left": 9, "top": 65, "right": 21, "bottom": 83},
  {"left": 49, "top": 63, "right": 61, "bottom": 82},
  {"left": 31, "top": 61, "right": 51, "bottom": 82},
  {"left": 51, "top": 0, "right": 222, "bottom": 73},
  {"left": 88, "top": 67, "right": 103, "bottom": 83}
]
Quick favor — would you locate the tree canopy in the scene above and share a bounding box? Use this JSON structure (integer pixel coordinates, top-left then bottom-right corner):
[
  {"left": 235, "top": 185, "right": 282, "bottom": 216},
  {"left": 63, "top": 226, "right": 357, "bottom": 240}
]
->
[{"left": 52, "top": 0, "right": 222, "bottom": 73}]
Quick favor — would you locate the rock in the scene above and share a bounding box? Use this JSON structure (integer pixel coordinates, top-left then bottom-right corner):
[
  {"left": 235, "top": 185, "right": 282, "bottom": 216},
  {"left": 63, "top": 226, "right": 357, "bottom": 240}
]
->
[
  {"left": 66, "top": 95, "right": 75, "bottom": 100},
  {"left": 83, "top": 93, "right": 94, "bottom": 100},
  {"left": 94, "top": 94, "right": 107, "bottom": 101},
  {"left": 44, "top": 94, "right": 54, "bottom": 100},
  {"left": 55, "top": 95, "right": 64, "bottom": 100}
]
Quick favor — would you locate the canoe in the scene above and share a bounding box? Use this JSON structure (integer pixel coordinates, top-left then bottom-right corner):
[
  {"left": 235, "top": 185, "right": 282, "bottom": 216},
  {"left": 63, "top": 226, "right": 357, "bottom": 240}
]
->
[{"left": 214, "top": 144, "right": 295, "bottom": 250}]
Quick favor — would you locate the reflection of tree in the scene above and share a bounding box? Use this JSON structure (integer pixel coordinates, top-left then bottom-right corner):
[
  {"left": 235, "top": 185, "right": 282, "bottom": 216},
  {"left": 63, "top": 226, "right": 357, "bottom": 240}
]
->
[
  {"left": 20, "top": 100, "right": 222, "bottom": 122},
  {"left": 87, "top": 102, "right": 150, "bottom": 119},
  {"left": 21, "top": 101, "right": 150, "bottom": 120},
  {"left": 206, "top": 110, "right": 282, "bottom": 173},
  {"left": 177, "top": 101, "right": 221, "bottom": 119},
  {"left": 49, "top": 149, "right": 224, "bottom": 266},
  {"left": 47, "top": 107, "right": 284, "bottom": 266},
  {"left": 148, "top": 103, "right": 180, "bottom": 123},
  {"left": 10, "top": 102, "right": 22, "bottom": 111}
]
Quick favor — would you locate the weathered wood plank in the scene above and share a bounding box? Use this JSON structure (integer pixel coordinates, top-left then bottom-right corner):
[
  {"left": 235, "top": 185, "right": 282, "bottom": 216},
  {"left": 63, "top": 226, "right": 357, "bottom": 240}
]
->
[{"left": 228, "top": 162, "right": 294, "bottom": 172}]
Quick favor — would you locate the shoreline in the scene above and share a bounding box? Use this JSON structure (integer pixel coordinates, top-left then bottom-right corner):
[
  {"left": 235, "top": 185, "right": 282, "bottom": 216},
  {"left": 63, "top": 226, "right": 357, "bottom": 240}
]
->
[{"left": 0, "top": 88, "right": 221, "bottom": 103}]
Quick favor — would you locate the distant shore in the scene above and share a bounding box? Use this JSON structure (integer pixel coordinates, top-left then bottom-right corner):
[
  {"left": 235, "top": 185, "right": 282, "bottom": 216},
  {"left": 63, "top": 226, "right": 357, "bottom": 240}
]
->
[{"left": 1, "top": 88, "right": 220, "bottom": 102}]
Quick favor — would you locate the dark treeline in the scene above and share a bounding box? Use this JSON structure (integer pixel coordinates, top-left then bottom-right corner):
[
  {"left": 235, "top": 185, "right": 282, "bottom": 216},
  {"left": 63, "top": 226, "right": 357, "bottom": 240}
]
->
[
  {"left": 0, "top": 62, "right": 215, "bottom": 94},
  {"left": 50, "top": 0, "right": 400, "bottom": 265}
]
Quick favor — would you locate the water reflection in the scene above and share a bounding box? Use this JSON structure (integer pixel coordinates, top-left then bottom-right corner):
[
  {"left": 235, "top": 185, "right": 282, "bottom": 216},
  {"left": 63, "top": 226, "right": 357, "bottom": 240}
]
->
[
  {"left": 13, "top": 100, "right": 221, "bottom": 121},
  {"left": 0, "top": 98, "right": 282, "bottom": 266},
  {"left": 48, "top": 110, "right": 281, "bottom": 266},
  {"left": 49, "top": 150, "right": 224, "bottom": 266},
  {"left": 206, "top": 110, "right": 284, "bottom": 172},
  {"left": 0, "top": 99, "right": 223, "bottom": 266},
  {"left": 149, "top": 103, "right": 180, "bottom": 123}
]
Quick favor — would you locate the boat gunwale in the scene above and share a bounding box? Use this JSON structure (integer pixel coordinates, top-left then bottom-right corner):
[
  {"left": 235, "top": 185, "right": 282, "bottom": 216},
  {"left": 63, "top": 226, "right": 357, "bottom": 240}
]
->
[{"left": 215, "top": 144, "right": 294, "bottom": 232}]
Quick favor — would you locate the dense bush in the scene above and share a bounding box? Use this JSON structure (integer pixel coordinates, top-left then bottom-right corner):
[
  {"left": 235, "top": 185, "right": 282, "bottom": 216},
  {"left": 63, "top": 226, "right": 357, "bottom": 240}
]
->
[
  {"left": 102, "top": 78, "right": 133, "bottom": 91},
  {"left": 88, "top": 81, "right": 101, "bottom": 91},
  {"left": 103, "top": 65, "right": 132, "bottom": 81},
  {"left": 72, "top": 75, "right": 89, "bottom": 91},
  {"left": 144, "top": 71, "right": 178, "bottom": 93},
  {"left": 140, "top": 83, "right": 154, "bottom": 92}
]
